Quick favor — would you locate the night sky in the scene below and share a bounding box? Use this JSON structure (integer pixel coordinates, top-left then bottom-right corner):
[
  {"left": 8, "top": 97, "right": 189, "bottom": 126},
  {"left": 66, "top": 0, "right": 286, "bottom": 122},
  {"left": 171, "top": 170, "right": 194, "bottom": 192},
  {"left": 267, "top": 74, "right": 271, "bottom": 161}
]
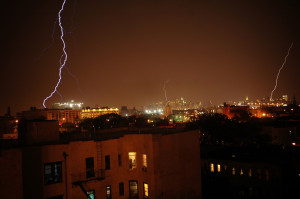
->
[{"left": 1, "top": 0, "right": 300, "bottom": 115}]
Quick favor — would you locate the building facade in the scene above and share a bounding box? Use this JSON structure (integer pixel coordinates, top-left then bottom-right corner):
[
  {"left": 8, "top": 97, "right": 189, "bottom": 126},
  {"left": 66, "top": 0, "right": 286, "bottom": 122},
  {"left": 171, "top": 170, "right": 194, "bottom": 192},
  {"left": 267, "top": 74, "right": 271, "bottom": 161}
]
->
[
  {"left": 0, "top": 127, "right": 202, "bottom": 199},
  {"left": 81, "top": 107, "right": 119, "bottom": 119}
]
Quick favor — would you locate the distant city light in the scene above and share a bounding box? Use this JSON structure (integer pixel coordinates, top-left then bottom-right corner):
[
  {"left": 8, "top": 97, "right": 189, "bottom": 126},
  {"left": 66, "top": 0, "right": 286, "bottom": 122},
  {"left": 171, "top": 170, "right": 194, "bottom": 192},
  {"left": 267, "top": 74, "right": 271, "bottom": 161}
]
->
[{"left": 144, "top": 109, "right": 164, "bottom": 114}]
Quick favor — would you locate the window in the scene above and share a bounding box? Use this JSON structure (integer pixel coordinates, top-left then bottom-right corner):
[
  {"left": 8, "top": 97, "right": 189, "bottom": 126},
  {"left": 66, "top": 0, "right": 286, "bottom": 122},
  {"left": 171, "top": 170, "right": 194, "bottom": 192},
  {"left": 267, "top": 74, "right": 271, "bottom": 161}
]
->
[
  {"left": 257, "top": 169, "right": 262, "bottom": 180},
  {"left": 129, "top": 181, "right": 138, "bottom": 199},
  {"left": 86, "top": 157, "right": 95, "bottom": 178},
  {"left": 210, "top": 163, "right": 214, "bottom": 172},
  {"left": 129, "top": 152, "right": 137, "bottom": 169},
  {"left": 143, "top": 183, "right": 149, "bottom": 199},
  {"left": 47, "top": 195, "right": 63, "bottom": 199},
  {"left": 106, "top": 185, "right": 111, "bottom": 199},
  {"left": 119, "top": 182, "right": 124, "bottom": 196},
  {"left": 105, "top": 155, "right": 110, "bottom": 170},
  {"left": 87, "top": 190, "right": 95, "bottom": 199},
  {"left": 142, "top": 154, "right": 147, "bottom": 168},
  {"left": 265, "top": 169, "right": 270, "bottom": 181},
  {"left": 44, "top": 162, "right": 62, "bottom": 185},
  {"left": 118, "top": 154, "right": 122, "bottom": 166},
  {"left": 217, "top": 164, "right": 221, "bottom": 173}
]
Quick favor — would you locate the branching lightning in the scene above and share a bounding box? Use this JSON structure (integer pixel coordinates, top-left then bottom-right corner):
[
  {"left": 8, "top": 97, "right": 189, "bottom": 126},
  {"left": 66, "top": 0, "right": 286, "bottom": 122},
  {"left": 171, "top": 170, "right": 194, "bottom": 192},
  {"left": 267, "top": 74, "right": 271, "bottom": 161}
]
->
[
  {"left": 163, "top": 80, "right": 170, "bottom": 102},
  {"left": 43, "top": 0, "right": 68, "bottom": 108},
  {"left": 56, "top": 90, "right": 63, "bottom": 102},
  {"left": 270, "top": 42, "right": 293, "bottom": 101},
  {"left": 36, "top": 18, "right": 58, "bottom": 61}
]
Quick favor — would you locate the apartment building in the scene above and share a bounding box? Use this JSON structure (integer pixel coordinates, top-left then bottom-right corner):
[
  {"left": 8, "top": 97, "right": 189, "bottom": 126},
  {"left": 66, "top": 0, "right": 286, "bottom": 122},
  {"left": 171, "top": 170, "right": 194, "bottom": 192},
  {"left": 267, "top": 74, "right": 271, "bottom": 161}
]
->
[{"left": 0, "top": 124, "right": 202, "bottom": 199}]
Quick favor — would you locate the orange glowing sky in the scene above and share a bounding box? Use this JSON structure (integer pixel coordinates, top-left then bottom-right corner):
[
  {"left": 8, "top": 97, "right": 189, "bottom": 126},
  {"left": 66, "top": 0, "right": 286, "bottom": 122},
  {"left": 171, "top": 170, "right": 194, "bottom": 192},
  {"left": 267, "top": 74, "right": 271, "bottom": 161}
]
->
[{"left": 1, "top": 0, "right": 300, "bottom": 114}]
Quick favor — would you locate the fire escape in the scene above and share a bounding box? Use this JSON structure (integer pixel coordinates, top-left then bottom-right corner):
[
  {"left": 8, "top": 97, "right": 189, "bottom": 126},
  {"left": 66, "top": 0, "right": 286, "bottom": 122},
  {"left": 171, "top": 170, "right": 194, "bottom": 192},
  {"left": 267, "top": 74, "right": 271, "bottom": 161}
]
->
[{"left": 71, "top": 141, "right": 104, "bottom": 198}]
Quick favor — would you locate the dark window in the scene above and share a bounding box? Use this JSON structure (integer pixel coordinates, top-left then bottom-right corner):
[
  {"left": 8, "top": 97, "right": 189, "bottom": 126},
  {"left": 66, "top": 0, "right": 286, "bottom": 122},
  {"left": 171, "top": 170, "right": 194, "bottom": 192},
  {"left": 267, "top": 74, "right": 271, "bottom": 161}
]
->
[
  {"left": 106, "top": 185, "right": 112, "bottom": 199},
  {"left": 44, "top": 162, "right": 62, "bottom": 185},
  {"left": 129, "top": 180, "right": 138, "bottom": 199},
  {"left": 119, "top": 182, "right": 124, "bottom": 196},
  {"left": 118, "top": 154, "right": 122, "bottom": 166},
  {"left": 87, "top": 190, "right": 95, "bottom": 199},
  {"left": 86, "top": 157, "right": 95, "bottom": 178},
  {"left": 47, "top": 195, "right": 63, "bottom": 199},
  {"left": 105, "top": 155, "right": 110, "bottom": 170}
]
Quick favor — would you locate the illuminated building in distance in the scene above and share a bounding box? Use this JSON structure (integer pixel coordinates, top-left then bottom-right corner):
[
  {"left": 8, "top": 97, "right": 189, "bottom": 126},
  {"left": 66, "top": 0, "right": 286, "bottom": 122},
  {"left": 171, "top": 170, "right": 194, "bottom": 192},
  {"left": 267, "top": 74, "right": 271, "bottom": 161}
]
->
[
  {"left": 52, "top": 100, "right": 83, "bottom": 109},
  {"left": 46, "top": 109, "right": 82, "bottom": 124},
  {"left": 19, "top": 106, "right": 119, "bottom": 125},
  {"left": 81, "top": 107, "right": 119, "bottom": 119}
]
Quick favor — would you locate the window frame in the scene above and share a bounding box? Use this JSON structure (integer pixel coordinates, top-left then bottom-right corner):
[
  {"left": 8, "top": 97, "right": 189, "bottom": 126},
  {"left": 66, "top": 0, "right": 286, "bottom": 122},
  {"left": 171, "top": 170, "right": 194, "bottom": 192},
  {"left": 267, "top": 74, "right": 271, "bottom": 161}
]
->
[
  {"left": 106, "top": 185, "right": 112, "bottom": 199},
  {"left": 86, "top": 157, "right": 95, "bottom": 178},
  {"left": 44, "top": 161, "right": 63, "bottom": 185},
  {"left": 119, "top": 182, "right": 124, "bottom": 196},
  {"left": 118, "top": 154, "right": 122, "bottom": 166},
  {"left": 105, "top": 155, "right": 111, "bottom": 170},
  {"left": 128, "top": 152, "right": 137, "bottom": 169},
  {"left": 129, "top": 180, "right": 138, "bottom": 199},
  {"left": 47, "top": 195, "right": 64, "bottom": 199},
  {"left": 87, "top": 189, "right": 95, "bottom": 199},
  {"left": 142, "top": 154, "right": 147, "bottom": 168},
  {"left": 143, "top": 182, "right": 149, "bottom": 199}
]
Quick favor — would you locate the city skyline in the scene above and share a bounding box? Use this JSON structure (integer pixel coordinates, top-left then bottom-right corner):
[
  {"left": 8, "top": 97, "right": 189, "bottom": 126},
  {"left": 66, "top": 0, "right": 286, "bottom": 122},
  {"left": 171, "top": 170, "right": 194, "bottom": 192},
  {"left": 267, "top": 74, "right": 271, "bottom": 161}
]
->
[{"left": 1, "top": 0, "right": 300, "bottom": 115}]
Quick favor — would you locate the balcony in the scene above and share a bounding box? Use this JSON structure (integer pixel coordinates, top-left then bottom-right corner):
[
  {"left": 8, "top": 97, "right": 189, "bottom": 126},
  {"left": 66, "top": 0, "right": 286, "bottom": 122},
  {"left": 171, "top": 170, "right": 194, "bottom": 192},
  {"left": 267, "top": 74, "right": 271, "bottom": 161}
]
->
[{"left": 71, "top": 169, "right": 105, "bottom": 184}]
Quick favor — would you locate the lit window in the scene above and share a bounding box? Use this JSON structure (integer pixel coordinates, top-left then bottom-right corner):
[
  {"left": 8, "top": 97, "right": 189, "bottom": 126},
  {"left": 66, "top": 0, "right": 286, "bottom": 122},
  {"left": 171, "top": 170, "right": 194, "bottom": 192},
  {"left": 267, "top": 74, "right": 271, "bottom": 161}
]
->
[
  {"left": 129, "top": 181, "right": 138, "bottom": 199},
  {"left": 143, "top": 183, "right": 149, "bottom": 199},
  {"left": 217, "top": 164, "right": 221, "bottom": 173},
  {"left": 143, "top": 154, "right": 147, "bottom": 168},
  {"left": 129, "top": 152, "right": 137, "bottom": 169},
  {"left": 106, "top": 186, "right": 111, "bottom": 199},
  {"left": 44, "top": 162, "right": 62, "bottom": 185},
  {"left": 87, "top": 190, "right": 95, "bottom": 199},
  {"left": 232, "top": 168, "right": 235, "bottom": 175},
  {"left": 210, "top": 163, "right": 214, "bottom": 172}
]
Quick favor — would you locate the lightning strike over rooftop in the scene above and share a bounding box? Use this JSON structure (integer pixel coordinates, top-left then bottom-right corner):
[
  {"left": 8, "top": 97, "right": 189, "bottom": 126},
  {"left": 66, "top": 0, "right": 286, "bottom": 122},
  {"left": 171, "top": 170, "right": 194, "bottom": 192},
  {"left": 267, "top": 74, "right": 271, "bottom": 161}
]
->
[
  {"left": 43, "top": 0, "right": 68, "bottom": 108},
  {"left": 270, "top": 42, "right": 294, "bottom": 101}
]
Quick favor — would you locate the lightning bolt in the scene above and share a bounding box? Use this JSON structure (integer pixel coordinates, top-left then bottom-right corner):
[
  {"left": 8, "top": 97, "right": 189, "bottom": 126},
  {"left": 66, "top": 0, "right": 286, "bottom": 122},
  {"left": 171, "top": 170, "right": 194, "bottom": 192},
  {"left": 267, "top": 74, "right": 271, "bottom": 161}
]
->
[
  {"left": 270, "top": 42, "right": 293, "bottom": 101},
  {"left": 43, "top": 0, "right": 68, "bottom": 108},
  {"left": 163, "top": 80, "right": 170, "bottom": 102},
  {"left": 59, "top": 54, "right": 85, "bottom": 96}
]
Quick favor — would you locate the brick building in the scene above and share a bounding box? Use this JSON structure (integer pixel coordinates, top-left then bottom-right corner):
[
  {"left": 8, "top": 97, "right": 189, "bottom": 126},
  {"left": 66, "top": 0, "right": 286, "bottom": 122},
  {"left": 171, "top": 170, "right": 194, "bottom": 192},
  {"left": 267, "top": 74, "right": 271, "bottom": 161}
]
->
[{"left": 0, "top": 123, "right": 202, "bottom": 199}]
